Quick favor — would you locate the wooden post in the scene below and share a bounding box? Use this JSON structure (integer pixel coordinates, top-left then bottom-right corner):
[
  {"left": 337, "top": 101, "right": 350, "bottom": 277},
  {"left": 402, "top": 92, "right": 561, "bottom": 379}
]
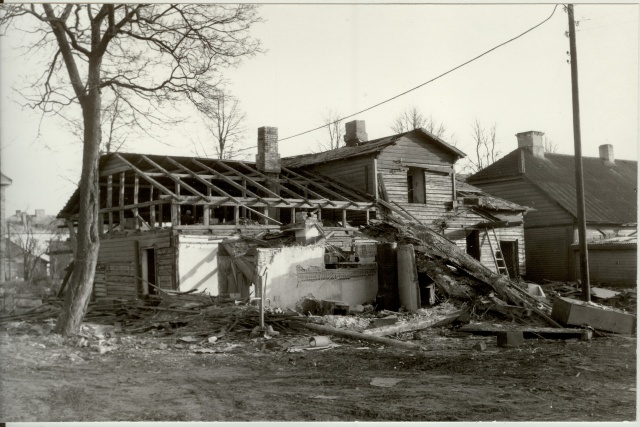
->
[
  {"left": 291, "top": 207, "right": 296, "bottom": 224},
  {"left": 204, "top": 186, "right": 211, "bottom": 226},
  {"left": 119, "top": 172, "right": 125, "bottom": 229},
  {"left": 397, "top": 244, "right": 420, "bottom": 312},
  {"left": 366, "top": 210, "right": 370, "bottom": 224},
  {"left": 234, "top": 205, "right": 240, "bottom": 224},
  {"left": 158, "top": 202, "right": 163, "bottom": 228},
  {"left": 568, "top": 4, "right": 590, "bottom": 302},
  {"left": 133, "top": 174, "right": 139, "bottom": 229},
  {"left": 242, "top": 178, "right": 247, "bottom": 219},
  {"left": 342, "top": 209, "right": 347, "bottom": 227},
  {"left": 107, "top": 174, "right": 113, "bottom": 233},
  {"left": 149, "top": 187, "right": 156, "bottom": 228},
  {"left": 171, "top": 203, "right": 179, "bottom": 227},
  {"left": 263, "top": 206, "right": 269, "bottom": 225},
  {"left": 65, "top": 220, "right": 77, "bottom": 259}
]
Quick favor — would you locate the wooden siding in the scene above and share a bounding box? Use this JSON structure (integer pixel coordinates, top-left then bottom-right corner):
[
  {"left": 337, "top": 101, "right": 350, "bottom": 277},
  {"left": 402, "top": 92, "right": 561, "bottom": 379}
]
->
[
  {"left": 473, "top": 178, "right": 573, "bottom": 227},
  {"left": 524, "top": 225, "right": 574, "bottom": 282},
  {"left": 448, "top": 209, "right": 526, "bottom": 276},
  {"left": 376, "top": 133, "right": 459, "bottom": 170},
  {"left": 309, "top": 155, "right": 375, "bottom": 195},
  {"left": 574, "top": 247, "right": 637, "bottom": 287},
  {"left": 93, "top": 264, "right": 107, "bottom": 298},
  {"left": 156, "top": 246, "right": 175, "bottom": 290},
  {"left": 97, "top": 230, "right": 172, "bottom": 299},
  {"left": 378, "top": 168, "right": 453, "bottom": 223}
]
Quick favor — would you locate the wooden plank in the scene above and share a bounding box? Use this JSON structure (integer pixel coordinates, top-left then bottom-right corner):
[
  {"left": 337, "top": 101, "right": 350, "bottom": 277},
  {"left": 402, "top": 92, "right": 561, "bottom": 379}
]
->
[
  {"left": 458, "top": 323, "right": 592, "bottom": 339},
  {"left": 301, "top": 322, "right": 423, "bottom": 351},
  {"left": 107, "top": 174, "right": 113, "bottom": 232},
  {"left": 119, "top": 171, "right": 125, "bottom": 227},
  {"left": 363, "top": 311, "right": 462, "bottom": 336}
]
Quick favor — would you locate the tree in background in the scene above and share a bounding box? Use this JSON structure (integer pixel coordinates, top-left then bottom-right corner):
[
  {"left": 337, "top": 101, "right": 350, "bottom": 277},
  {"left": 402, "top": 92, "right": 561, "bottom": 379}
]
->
[
  {"left": 199, "top": 90, "right": 248, "bottom": 160},
  {"left": 544, "top": 135, "right": 559, "bottom": 154},
  {"left": 0, "top": 4, "right": 261, "bottom": 334},
  {"left": 464, "top": 119, "right": 502, "bottom": 173},
  {"left": 317, "top": 109, "right": 344, "bottom": 151},
  {"left": 390, "top": 106, "right": 448, "bottom": 139}
]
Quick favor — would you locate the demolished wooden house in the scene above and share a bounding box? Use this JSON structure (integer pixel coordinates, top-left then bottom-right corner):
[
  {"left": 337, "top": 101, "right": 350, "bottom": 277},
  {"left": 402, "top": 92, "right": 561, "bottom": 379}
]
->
[
  {"left": 57, "top": 127, "right": 388, "bottom": 307},
  {"left": 57, "top": 124, "right": 531, "bottom": 313},
  {"left": 283, "top": 120, "right": 529, "bottom": 278}
]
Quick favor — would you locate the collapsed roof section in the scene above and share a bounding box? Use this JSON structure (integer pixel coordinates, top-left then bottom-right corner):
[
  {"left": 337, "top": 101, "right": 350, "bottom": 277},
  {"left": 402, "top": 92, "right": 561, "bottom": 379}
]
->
[{"left": 57, "top": 152, "right": 416, "bottom": 230}]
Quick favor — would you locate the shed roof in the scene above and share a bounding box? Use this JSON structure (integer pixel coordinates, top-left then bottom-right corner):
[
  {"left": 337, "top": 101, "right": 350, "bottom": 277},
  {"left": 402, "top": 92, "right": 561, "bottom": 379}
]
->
[
  {"left": 282, "top": 127, "right": 465, "bottom": 168},
  {"left": 456, "top": 180, "right": 528, "bottom": 212},
  {"left": 468, "top": 148, "right": 637, "bottom": 224}
]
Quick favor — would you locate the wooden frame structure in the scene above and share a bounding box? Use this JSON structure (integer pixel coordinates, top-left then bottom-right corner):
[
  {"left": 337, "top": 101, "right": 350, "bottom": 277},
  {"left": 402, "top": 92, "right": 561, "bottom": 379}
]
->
[{"left": 57, "top": 153, "right": 387, "bottom": 232}]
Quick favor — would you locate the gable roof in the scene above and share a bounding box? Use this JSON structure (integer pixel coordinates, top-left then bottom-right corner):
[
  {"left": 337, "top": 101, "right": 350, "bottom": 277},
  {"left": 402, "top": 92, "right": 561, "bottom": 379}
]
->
[
  {"left": 282, "top": 127, "right": 465, "bottom": 168},
  {"left": 468, "top": 148, "right": 637, "bottom": 224}
]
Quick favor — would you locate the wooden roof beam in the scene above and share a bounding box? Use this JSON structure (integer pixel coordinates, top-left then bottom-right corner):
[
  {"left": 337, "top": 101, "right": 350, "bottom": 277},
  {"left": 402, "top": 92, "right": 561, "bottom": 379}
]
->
[
  {"left": 282, "top": 167, "right": 360, "bottom": 206},
  {"left": 298, "top": 169, "right": 373, "bottom": 203},
  {"left": 114, "top": 153, "right": 179, "bottom": 199},
  {"left": 234, "top": 161, "right": 311, "bottom": 203},
  {"left": 191, "top": 159, "right": 273, "bottom": 207},
  {"left": 140, "top": 155, "right": 207, "bottom": 200},
  {"left": 209, "top": 159, "right": 290, "bottom": 205},
  {"left": 163, "top": 156, "right": 237, "bottom": 205}
]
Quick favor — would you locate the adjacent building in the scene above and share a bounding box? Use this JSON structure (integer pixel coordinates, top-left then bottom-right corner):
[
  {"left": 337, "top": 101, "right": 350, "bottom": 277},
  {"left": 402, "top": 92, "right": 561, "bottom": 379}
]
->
[{"left": 468, "top": 131, "right": 637, "bottom": 285}]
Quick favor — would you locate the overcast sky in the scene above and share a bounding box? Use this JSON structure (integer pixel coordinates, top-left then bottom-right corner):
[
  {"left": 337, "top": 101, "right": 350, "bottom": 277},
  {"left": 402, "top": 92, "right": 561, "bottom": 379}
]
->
[{"left": 1, "top": 3, "right": 638, "bottom": 217}]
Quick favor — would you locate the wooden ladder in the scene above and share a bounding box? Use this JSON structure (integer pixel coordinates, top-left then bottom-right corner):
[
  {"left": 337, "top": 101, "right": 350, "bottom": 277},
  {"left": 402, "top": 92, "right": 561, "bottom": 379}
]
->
[{"left": 484, "top": 229, "right": 509, "bottom": 277}]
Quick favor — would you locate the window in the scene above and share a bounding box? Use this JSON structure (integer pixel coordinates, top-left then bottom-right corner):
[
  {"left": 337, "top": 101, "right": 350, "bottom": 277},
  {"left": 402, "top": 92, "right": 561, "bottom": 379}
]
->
[{"left": 406, "top": 168, "right": 426, "bottom": 204}]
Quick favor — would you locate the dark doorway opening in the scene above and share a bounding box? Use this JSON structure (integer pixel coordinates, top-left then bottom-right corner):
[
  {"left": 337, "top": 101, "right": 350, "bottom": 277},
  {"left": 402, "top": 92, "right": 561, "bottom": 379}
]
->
[
  {"left": 466, "top": 230, "right": 481, "bottom": 260},
  {"left": 499, "top": 240, "right": 520, "bottom": 279}
]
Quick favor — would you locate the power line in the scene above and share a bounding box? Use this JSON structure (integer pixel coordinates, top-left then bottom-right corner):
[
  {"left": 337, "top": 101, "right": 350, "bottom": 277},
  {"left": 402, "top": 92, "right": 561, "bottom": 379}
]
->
[{"left": 279, "top": 4, "right": 559, "bottom": 142}]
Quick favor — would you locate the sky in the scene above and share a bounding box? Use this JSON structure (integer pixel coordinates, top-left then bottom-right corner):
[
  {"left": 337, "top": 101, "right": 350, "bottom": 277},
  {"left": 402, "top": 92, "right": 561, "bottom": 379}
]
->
[{"left": 0, "top": 3, "right": 638, "bottom": 218}]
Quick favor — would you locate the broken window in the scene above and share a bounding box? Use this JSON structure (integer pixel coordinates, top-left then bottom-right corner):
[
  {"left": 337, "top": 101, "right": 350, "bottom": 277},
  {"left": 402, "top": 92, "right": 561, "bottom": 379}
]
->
[{"left": 407, "top": 168, "right": 426, "bottom": 204}]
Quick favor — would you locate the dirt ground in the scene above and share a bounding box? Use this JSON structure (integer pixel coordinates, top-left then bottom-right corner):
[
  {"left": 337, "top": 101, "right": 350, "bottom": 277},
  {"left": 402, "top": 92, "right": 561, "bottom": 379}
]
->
[{"left": 0, "top": 323, "right": 636, "bottom": 422}]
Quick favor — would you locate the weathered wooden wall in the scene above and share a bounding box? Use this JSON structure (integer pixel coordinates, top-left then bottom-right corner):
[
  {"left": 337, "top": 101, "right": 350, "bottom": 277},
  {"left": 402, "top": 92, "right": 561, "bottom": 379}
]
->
[
  {"left": 96, "top": 230, "right": 173, "bottom": 299},
  {"left": 524, "top": 225, "right": 574, "bottom": 282},
  {"left": 574, "top": 246, "right": 637, "bottom": 287}
]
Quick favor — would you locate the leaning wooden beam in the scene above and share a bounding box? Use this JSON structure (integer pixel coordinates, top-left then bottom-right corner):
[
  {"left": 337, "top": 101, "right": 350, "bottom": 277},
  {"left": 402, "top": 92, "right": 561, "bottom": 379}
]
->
[
  {"left": 282, "top": 166, "right": 354, "bottom": 204},
  {"left": 114, "top": 153, "right": 179, "bottom": 199},
  {"left": 301, "top": 322, "right": 423, "bottom": 351},
  {"left": 141, "top": 154, "right": 206, "bottom": 199},
  {"left": 392, "top": 201, "right": 425, "bottom": 225},
  {"left": 164, "top": 157, "right": 238, "bottom": 205},
  {"left": 296, "top": 168, "right": 372, "bottom": 203},
  {"left": 276, "top": 172, "right": 336, "bottom": 207},
  {"left": 155, "top": 196, "right": 375, "bottom": 210},
  {"left": 236, "top": 161, "right": 306, "bottom": 201},
  {"left": 191, "top": 159, "right": 272, "bottom": 206},
  {"left": 210, "top": 159, "right": 290, "bottom": 205}
]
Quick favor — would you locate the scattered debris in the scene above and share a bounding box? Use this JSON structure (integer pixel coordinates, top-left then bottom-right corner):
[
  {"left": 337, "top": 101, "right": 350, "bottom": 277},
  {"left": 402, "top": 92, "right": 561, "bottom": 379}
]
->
[{"left": 472, "top": 342, "right": 487, "bottom": 352}]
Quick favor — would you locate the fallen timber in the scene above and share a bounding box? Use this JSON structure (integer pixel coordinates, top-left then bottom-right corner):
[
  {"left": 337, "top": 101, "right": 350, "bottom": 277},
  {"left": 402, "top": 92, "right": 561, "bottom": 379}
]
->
[{"left": 361, "top": 220, "right": 560, "bottom": 328}]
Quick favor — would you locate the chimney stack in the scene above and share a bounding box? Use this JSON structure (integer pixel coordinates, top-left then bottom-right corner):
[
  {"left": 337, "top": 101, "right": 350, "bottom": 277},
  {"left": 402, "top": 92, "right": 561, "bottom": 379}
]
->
[
  {"left": 516, "top": 131, "right": 545, "bottom": 158},
  {"left": 15, "top": 210, "right": 21, "bottom": 217},
  {"left": 256, "top": 126, "right": 281, "bottom": 173},
  {"left": 344, "top": 120, "right": 368, "bottom": 147},
  {"left": 599, "top": 144, "right": 614, "bottom": 164},
  {"left": 35, "top": 209, "right": 45, "bottom": 218}
]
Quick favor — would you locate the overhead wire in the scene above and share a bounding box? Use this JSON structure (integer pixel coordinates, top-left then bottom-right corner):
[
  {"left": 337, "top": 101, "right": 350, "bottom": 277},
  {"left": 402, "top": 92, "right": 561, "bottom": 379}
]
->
[{"left": 279, "top": 4, "right": 560, "bottom": 142}]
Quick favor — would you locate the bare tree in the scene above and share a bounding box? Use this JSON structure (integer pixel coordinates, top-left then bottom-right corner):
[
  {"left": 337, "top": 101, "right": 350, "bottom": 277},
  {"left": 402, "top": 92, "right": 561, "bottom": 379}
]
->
[
  {"left": 544, "top": 135, "right": 558, "bottom": 154},
  {"left": 1, "top": 4, "right": 261, "bottom": 334},
  {"left": 317, "top": 109, "right": 344, "bottom": 151},
  {"left": 465, "top": 119, "right": 501, "bottom": 173},
  {"left": 200, "top": 90, "right": 247, "bottom": 160},
  {"left": 390, "top": 105, "right": 449, "bottom": 139}
]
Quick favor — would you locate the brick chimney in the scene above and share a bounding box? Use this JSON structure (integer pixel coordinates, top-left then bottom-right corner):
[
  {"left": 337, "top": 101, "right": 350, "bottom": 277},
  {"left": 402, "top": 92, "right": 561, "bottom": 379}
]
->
[
  {"left": 344, "top": 120, "right": 368, "bottom": 147},
  {"left": 256, "top": 127, "right": 281, "bottom": 173},
  {"left": 516, "top": 131, "right": 545, "bottom": 158},
  {"left": 599, "top": 144, "right": 614, "bottom": 164}
]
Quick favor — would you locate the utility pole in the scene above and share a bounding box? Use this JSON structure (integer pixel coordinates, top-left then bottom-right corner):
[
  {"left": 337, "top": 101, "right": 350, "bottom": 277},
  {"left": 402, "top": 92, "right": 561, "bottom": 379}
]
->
[{"left": 567, "top": 4, "right": 590, "bottom": 302}]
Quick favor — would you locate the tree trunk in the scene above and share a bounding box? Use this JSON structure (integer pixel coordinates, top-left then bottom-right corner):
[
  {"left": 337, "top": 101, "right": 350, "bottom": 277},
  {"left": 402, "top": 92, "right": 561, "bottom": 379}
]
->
[{"left": 54, "top": 59, "right": 102, "bottom": 336}]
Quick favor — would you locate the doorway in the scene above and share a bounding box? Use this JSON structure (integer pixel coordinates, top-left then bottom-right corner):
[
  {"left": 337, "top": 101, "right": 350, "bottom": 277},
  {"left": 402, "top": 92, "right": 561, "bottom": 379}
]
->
[
  {"left": 466, "top": 230, "right": 481, "bottom": 261},
  {"left": 499, "top": 240, "right": 520, "bottom": 279}
]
